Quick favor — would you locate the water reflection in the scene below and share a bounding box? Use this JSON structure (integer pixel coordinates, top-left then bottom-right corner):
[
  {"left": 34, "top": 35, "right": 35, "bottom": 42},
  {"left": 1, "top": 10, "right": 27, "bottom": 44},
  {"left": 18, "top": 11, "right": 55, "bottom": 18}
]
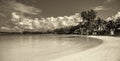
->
[{"left": 0, "top": 35, "right": 102, "bottom": 61}]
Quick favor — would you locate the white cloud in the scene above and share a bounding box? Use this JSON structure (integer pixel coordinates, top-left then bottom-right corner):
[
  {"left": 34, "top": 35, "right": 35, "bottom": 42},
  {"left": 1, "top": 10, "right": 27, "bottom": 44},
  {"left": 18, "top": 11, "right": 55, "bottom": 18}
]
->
[
  {"left": 106, "top": 0, "right": 113, "bottom": 2},
  {"left": 106, "top": 11, "right": 120, "bottom": 21},
  {"left": 1, "top": 27, "right": 11, "bottom": 30},
  {"left": 104, "top": 0, "right": 115, "bottom": 3},
  {"left": 10, "top": 12, "right": 82, "bottom": 32},
  {"left": 10, "top": 1, "right": 41, "bottom": 15},
  {"left": 93, "top": 6, "right": 114, "bottom": 11},
  {"left": 114, "top": 12, "right": 120, "bottom": 19},
  {"left": 93, "top": 6, "right": 104, "bottom": 11}
]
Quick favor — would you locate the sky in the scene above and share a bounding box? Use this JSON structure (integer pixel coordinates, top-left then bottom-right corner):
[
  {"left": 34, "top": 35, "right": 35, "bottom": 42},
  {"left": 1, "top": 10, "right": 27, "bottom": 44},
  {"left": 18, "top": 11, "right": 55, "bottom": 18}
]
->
[
  {"left": 14, "top": 0, "right": 120, "bottom": 18},
  {"left": 0, "top": 0, "right": 120, "bottom": 28}
]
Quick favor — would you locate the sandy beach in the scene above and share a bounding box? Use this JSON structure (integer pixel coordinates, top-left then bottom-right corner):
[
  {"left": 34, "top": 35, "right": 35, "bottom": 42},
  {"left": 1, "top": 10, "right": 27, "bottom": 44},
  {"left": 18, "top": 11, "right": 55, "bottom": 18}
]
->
[{"left": 50, "top": 36, "right": 120, "bottom": 61}]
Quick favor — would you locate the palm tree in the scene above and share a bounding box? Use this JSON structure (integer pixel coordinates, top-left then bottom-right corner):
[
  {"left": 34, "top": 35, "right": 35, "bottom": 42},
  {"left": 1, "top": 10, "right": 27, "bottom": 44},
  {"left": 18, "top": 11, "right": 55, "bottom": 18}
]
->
[
  {"left": 115, "top": 17, "right": 120, "bottom": 30},
  {"left": 94, "top": 17, "right": 107, "bottom": 35},
  {"left": 80, "top": 9, "right": 97, "bottom": 35},
  {"left": 106, "top": 20, "right": 115, "bottom": 35},
  {"left": 114, "top": 17, "right": 120, "bottom": 35}
]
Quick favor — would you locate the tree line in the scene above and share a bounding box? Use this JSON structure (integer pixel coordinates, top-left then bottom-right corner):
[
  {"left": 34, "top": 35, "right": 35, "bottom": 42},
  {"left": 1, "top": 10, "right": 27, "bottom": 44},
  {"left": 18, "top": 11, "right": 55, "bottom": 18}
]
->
[
  {"left": 54, "top": 9, "right": 120, "bottom": 36},
  {"left": 1, "top": 9, "right": 119, "bottom": 35}
]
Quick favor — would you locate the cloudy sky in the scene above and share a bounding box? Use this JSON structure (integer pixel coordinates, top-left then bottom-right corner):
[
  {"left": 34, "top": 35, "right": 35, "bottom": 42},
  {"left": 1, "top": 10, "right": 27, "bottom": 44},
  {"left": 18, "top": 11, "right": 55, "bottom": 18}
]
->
[
  {"left": 14, "top": 0, "right": 120, "bottom": 18},
  {"left": 0, "top": 0, "right": 120, "bottom": 26}
]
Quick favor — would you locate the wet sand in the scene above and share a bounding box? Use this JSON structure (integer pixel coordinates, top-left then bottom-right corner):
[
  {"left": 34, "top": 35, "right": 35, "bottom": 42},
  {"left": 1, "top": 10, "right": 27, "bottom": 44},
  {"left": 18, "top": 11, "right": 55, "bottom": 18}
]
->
[{"left": 51, "top": 36, "right": 120, "bottom": 61}]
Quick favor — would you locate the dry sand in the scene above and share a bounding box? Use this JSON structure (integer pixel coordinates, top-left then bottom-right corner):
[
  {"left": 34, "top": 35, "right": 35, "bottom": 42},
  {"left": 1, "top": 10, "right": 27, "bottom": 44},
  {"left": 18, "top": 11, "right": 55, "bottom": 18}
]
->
[{"left": 50, "top": 36, "right": 120, "bottom": 61}]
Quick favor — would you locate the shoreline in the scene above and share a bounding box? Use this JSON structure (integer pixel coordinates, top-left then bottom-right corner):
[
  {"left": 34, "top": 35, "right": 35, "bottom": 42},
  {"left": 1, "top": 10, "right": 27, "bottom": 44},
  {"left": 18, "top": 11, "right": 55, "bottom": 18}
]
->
[
  {"left": 0, "top": 35, "right": 102, "bottom": 61},
  {"left": 50, "top": 36, "right": 120, "bottom": 61}
]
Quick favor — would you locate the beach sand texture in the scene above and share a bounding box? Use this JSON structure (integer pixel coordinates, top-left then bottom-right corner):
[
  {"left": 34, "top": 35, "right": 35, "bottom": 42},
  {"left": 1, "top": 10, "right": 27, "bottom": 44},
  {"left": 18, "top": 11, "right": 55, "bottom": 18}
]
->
[{"left": 51, "top": 36, "right": 120, "bottom": 61}]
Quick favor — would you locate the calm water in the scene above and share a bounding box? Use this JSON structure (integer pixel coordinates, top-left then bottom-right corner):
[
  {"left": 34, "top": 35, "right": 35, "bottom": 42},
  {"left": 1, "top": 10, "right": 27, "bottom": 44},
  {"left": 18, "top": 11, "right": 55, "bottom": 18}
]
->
[{"left": 0, "top": 35, "right": 102, "bottom": 61}]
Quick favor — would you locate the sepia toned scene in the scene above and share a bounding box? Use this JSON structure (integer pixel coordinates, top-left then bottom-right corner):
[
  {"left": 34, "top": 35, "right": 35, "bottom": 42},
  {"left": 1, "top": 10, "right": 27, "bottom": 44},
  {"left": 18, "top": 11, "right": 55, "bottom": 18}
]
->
[{"left": 0, "top": 0, "right": 120, "bottom": 61}]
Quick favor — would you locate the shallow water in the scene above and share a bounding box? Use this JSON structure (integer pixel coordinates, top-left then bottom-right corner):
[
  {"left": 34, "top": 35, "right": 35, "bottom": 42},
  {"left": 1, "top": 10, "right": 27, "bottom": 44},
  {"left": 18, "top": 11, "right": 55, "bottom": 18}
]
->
[{"left": 0, "top": 34, "right": 102, "bottom": 61}]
